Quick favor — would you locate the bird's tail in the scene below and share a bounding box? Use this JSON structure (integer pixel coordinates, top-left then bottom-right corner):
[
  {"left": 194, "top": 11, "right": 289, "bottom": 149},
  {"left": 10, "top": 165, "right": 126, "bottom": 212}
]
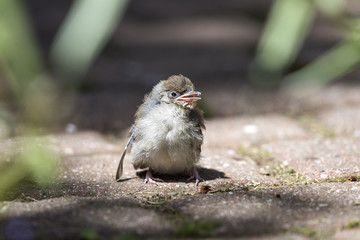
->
[{"left": 116, "top": 134, "right": 133, "bottom": 181}]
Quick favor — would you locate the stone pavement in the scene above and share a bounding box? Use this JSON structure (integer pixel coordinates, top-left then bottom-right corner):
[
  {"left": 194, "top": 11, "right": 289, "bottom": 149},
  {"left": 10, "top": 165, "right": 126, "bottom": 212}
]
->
[{"left": 1, "top": 83, "right": 360, "bottom": 239}]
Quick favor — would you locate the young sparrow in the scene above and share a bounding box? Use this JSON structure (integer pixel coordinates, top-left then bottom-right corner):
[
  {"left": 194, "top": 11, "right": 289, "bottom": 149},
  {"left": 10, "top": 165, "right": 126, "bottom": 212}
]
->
[{"left": 116, "top": 75, "right": 205, "bottom": 185}]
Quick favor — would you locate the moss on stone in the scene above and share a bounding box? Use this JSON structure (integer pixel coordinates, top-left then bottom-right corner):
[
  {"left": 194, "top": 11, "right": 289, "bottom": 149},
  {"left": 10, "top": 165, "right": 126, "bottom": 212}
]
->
[
  {"left": 344, "top": 218, "right": 360, "bottom": 229},
  {"left": 297, "top": 113, "right": 335, "bottom": 138},
  {"left": 325, "top": 176, "right": 360, "bottom": 183},
  {"left": 80, "top": 229, "right": 134, "bottom": 240},
  {"left": 265, "top": 163, "right": 312, "bottom": 187},
  {"left": 212, "top": 182, "right": 247, "bottom": 192},
  {"left": 237, "top": 144, "right": 273, "bottom": 165},
  {"left": 289, "top": 227, "right": 317, "bottom": 238},
  {"left": 174, "top": 218, "right": 220, "bottom": 238},
  {"left": 288, "top": 227, "right": 335, "bottom": 240}
]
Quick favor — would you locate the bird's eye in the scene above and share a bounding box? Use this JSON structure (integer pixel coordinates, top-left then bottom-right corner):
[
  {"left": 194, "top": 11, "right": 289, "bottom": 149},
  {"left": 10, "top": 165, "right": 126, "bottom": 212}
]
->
[{"left": 168, "top": 91, "right": 179, "bottom": 99}]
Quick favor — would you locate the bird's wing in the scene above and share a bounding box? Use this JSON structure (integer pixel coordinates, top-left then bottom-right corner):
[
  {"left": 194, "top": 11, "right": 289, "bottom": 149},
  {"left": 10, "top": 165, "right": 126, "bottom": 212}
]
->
[
  {"left": 134, "top": 83, "right": 162, "bottom": 119},
  {"left": 115, "top": 133, "right": 134, "bottom": 181}
]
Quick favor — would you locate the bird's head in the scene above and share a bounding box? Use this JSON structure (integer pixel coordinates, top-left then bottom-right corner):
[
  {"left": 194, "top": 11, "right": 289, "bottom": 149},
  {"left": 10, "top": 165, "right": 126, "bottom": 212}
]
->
[{"left": 160, "top": 75, "right": 201, "bottom": 109}]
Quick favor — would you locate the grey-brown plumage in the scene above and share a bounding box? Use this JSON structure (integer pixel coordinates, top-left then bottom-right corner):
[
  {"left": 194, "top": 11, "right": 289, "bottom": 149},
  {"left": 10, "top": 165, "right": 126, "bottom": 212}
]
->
[{"left": 116, "top": 75, "right": 205, "bottom": 185}]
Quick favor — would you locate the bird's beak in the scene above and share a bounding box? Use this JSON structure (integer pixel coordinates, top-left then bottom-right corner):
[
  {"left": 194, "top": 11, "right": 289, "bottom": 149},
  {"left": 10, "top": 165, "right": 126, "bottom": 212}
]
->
[{"left": 176, "top": 91, "right": 201, "bottom": 104}]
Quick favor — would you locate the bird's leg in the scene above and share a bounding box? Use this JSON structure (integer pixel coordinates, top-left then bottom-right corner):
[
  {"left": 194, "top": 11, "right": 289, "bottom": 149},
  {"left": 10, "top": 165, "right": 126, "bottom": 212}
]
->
[
  {"left": 144, "top": 169, "right": 163, "bottom": 184},
  {"left": 187, "top": 166, "right": 204, "bottom": 186}
]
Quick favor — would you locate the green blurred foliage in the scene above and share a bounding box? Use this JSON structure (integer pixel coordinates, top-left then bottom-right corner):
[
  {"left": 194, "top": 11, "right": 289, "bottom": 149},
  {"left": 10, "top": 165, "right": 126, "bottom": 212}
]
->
[
  {"left": 50, "top": 0, "right": 130, "bottom": 84},
  {"left": 250, "top": 0, "right": 314, "bottom": 87},
  {"left": 0, "top": 0, "right": 44, "bottom": 99},
  {"left": 283, "top": 36, "right": 360, "bottom": 97},
  {"left": 22, "top": 140, "right": 60, "bottom": 185},
  {"left": 0, "top": 0, "right": 130, "bottom": 199},
  {"left": 251, "top": 0, "right": 360, "bottom": 95},
  {"left": 0, "top": 0, "right": 59, "bottom": 200},
  {"left": 0, "top": 139, "right": 60, "bottom": 200}
]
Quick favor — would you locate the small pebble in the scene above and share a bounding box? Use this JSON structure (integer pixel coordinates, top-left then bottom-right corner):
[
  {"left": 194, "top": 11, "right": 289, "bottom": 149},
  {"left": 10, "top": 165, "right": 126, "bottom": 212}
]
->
[
  {"left": 354, "top": 130, "right": 360, "bottom": 138},
  {"left": 243, "top": 124, "right": 258, "bottom": 134},
  {"left": 65, "top": 123, "right": 77, "bottom": 133},
  {"left": 64, "top": 148, "right": 74, "bottom": 155}
]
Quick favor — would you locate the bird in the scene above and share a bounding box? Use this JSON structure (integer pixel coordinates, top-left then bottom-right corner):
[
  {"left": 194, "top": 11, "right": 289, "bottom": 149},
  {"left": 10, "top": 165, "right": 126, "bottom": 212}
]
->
[{"left": 116, "top": 75, "right": 205, "bottom": 185}]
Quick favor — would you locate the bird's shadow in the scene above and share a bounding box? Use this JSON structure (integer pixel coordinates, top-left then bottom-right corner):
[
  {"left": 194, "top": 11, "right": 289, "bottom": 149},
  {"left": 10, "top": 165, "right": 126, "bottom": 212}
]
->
[{"left": 136, "top": 167, "right": 228, "bottom": 183}]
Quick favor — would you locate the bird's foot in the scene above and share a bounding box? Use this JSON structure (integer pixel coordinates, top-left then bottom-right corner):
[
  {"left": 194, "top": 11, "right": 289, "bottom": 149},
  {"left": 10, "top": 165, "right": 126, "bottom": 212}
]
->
[
  {"left": 187, "top": 167, "right": 204, "bottom": 186},
  {"left": 144, "top": 169, "right": 163, "bottom": 185}
]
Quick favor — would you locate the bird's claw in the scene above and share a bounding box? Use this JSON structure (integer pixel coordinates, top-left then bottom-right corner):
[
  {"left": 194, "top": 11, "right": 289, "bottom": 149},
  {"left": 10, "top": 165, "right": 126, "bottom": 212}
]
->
[
  {"left": 187, "top": 175, "right": 204, "bottom": 186},
  {"left": 188, "top": 167, "right": 204, "bottom": 186},
  {"left": 195, "top": 178, "right": 204, "bottom": 186},
  {"left": 144, "top": 169, "right": 163, "bottom": 185},
  {"left": 144, "top": 177, "right": 163, "bottom": 185}
]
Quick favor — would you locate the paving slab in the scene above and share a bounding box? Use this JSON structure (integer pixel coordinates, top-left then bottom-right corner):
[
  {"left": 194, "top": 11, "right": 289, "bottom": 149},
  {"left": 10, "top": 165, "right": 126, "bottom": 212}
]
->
[
  {"left": 201, "top": 148, "right": 276, "bottom": 185},
  {"left": 47, "top": 131, "right": 121, "bottom": 156},
  {"left": 263, "top": 137, "right": 360, "bottom": 180},
  {"left": 318, "top": 107, "right": 360, "bottom": 137},
  {"left": 9, "top": 147, "right": 276, "bottom": 201},
  {"left": 204, "top": 114, "right": 311, "bottom": 148},
  {"left": 0, "top": 196, "right": 171, "bottom": 239},
  {"left": 169, "top": 182, "right": 360, "bottom": 237},
  {"left": 290, "top": 83, "right": 360, "bottom": 112},
  {"left": 334, "top": 228, "right": 360, "bottom": 240},
  {"left": 0, "top": 132, "right": 121, "bottom": 158},
  {"left": 1, "top": 118, "right": 360, "bottom": 238},
  {"left": 246, "top": 234, "right": 308, "bottom": 240},
  {"left": 2, "top": 182, "right": 360, "bottom": 239}
]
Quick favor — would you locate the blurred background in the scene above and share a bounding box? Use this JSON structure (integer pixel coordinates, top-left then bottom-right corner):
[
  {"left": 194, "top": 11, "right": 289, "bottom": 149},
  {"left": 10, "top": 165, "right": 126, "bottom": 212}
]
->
[
  {"left": 0, "top": 0, "right": 359, "bottom": 135},
  {"left": 0, "top": 0, "right": 360, "bottom": 196}
]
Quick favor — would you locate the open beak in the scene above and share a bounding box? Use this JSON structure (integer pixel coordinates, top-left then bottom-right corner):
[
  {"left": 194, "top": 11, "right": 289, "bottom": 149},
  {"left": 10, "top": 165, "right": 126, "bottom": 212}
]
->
[{"left": 176, "top": 91, "right": 201, "bottom": 104}]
